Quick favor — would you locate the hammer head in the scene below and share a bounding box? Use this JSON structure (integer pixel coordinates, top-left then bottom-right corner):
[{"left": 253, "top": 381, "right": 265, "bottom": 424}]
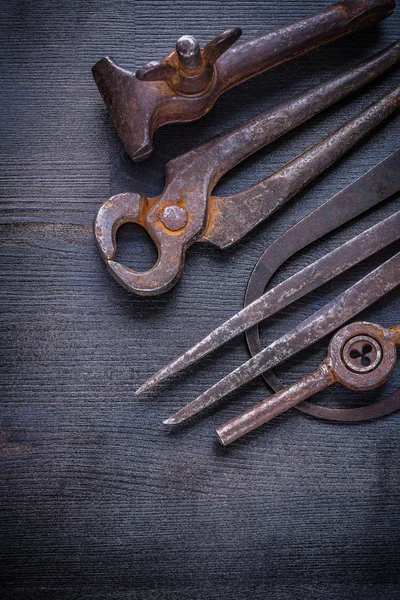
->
[
  {"left": 91, "top": 29, "right": 242, "bottom": 161},
  {"left": 92, "top": 1, "right": 398, "bottom": 162},
  {"left": 92, "top": 57, "right": 161, "bottom": 162}
]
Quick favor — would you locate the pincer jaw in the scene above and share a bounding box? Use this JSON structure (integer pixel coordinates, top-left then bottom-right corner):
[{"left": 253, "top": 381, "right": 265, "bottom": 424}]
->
[
  {"left": 94, "top": 192, "right": 192, "bottom": 296},
  {"left": 104, "top": 257, "right": 186, "bottom": 297},
  {"left": 94, "top": 192, "right": 145, "bottom": 262}
]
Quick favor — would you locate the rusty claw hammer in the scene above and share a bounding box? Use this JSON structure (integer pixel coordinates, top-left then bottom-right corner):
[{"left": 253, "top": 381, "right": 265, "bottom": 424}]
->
[{"left": 92, "top": 0, "right": 395, "bottom": 161}]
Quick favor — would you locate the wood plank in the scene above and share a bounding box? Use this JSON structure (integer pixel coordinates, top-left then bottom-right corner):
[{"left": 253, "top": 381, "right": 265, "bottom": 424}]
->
[{"left": 1, "top": 0, "right": 399, "bottom": 597}]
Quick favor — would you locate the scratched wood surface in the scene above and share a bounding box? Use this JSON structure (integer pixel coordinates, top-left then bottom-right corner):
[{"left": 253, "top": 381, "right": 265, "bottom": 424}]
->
[{"left": 1, "top": 0, "right": 400, "bottom": 598}]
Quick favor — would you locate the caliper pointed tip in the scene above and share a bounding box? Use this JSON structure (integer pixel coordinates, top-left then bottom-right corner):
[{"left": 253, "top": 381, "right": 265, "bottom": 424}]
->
[
  {"left": 163, "top": 404, "right": 200, "bottom": 425},
  {"left": 163, "top": 415, "right": 180, "bottom": 426},
  {"left": 135, "top": 369, "right": 170, "bottom": 395},
  {"left": 135, "top": 380, "right": 152, "bottom": 396}
]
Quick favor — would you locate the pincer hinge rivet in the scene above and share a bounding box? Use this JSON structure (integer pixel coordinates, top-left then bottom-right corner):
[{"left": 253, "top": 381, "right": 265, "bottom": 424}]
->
[{"left": 159, "top": 205, "right": 188, "bottom": 231}]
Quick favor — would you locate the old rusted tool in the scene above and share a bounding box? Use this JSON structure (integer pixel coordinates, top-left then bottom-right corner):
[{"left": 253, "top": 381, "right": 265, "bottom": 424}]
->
[
  {"left": 243, "top": 157, "right": 400, "bottom": 422},
  {"left": 92, "top": 0, "right": 395, "bottom": 161},
  {"left": 135, "top": 149, "right": 400, "bottom": 395},
  {"left": 216, "top": 322, "right": 400, "bottom": 445},
  {"left": 161, "top": 249, "right": 400, "bottom": 424},
  {"left": 95, "top": 42, "right": 400, "bottom": 296}
]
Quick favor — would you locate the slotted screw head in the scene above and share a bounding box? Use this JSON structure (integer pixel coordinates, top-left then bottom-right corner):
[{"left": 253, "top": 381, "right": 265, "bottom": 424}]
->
[{"left": 342, "top": 335, "right": 382, "bottom": 373}]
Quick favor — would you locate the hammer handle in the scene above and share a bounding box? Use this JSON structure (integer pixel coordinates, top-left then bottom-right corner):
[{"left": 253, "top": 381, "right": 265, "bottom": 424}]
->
[
  {"left": 218, "top": 0, "right": 395, "bottom": 89},
  {"left": 172, "top": 40, "right": 400, "bottom": 184}
]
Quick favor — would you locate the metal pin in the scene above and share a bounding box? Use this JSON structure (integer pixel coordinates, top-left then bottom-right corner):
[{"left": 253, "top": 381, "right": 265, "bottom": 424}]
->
[{"left": 176, "top": 35, "right": 202, "bottom": 73}]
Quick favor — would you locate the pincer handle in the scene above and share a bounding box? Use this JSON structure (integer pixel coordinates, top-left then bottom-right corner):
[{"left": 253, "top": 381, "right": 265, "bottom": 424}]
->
[{"left": 94, "top": 192, "right": 187, "bottom": 296}]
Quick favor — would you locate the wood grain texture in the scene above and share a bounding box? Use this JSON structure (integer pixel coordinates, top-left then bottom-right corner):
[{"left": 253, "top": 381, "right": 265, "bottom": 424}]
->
[{"left": 1, "top": 0, "right": 399, "bottom": 598}]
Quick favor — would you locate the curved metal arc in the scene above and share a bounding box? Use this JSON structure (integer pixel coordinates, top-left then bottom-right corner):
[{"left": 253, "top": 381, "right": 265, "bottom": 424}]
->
[{"left": 296, "top": 387, "right": 400, "bottom": 421}]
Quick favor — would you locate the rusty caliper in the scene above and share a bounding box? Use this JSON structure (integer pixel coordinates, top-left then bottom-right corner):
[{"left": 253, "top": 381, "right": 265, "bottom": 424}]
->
[
  {"left": 94, "top": 42, "right": 400, "bottom": 296},
  {"left": 92, "top": 0, "right": 395, "bottom": 160},
  {"left": 137, "top": 218, "right": 400, "bottom": 428}
]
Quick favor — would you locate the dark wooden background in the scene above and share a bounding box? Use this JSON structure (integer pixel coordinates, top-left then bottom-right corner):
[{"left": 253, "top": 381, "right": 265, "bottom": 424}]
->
[{"left": 1, "top": 1, "right": 400, "bottom": 598}]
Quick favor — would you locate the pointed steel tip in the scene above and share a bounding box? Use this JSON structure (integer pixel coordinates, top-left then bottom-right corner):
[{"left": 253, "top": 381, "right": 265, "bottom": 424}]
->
[
  {"left": 163, "top": 409, "right": 191, "bottom": 425},
  {"left": 225, "top": 26, "right": 242, "bottom": 40},
  {"left": 135, "top": 368, "right": 174, "bottom": 396},
  {"left": 135, "top": 380, "right": 152, "bottom": 396},
  {"left": 163, "top": 416, "right": 179, "bottom": 425}
]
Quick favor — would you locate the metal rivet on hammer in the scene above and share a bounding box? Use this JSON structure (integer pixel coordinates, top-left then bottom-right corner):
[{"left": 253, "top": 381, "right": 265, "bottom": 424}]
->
[{"left": 176, "top": 35, "right": 202, "bottom": 73}]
